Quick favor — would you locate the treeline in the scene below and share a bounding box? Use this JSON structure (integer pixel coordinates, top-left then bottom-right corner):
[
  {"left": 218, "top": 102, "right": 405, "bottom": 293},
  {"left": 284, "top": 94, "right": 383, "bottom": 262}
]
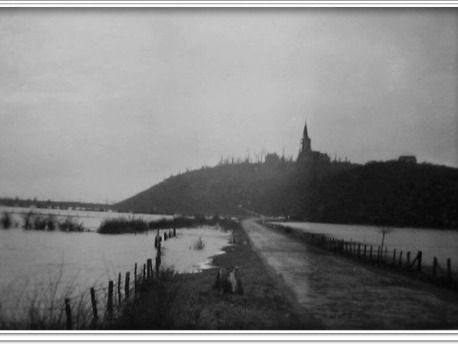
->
[
  {"left": 298, "top": 161, "right": 458, "bottom": 229},
  {"left": 0, "top": 197, "right": 110, "bottom": 212},
  {"left": 114, "top": 154, "right": 458, "bottom": 229}
]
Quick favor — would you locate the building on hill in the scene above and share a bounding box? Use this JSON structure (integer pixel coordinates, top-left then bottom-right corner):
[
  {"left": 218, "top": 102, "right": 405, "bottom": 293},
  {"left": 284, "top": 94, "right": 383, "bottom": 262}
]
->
[
  {"left": 398, "top": 155, "right": 417, "bottom": 164},
  {"left": 297, "top": 120, "right": 330, "bottom": 164}
]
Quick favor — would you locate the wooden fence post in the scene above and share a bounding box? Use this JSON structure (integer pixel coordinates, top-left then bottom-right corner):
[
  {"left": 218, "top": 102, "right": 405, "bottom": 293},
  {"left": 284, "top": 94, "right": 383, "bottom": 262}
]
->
[
  {"left": 90, "top": 287, "right": 98, "bottom": 324},
  {"left": 134, "top": 263, "right": 137, "bottom": 296},
  {"left": 447, "top": 258, "right": 452, "bottom": 282},
  {"left": 173, "top": 227, "right": 176, "bottom": 237},
  {"left": 392, "top": 249, "right": 397, "bottom": 265},
  {"left": 143, "top": 264, "right": 146, "bottom": 280},
  {"left": 117, "top": 273, "right": 122, "bottom": 306},
  {"left": 147, "top": 259, "right": 152, "bottom": 279},
  {"left": 107, "top": 281, "right": 113, "bottom": 320},
  {"left": 433, "top": 257, "right": 437, "bottom": 278},
  {"left": 65, "top": 298, "right": 72, "bottom": 330},
  {"left": 369, "top": 245, "right": 373, "bottom": 262},
  {"left": 384, "top": 247, "right": 388, "bottom": 263},
  {"left": 125, "top": 272, "right": 130, "bottom": 299},
  {"left": 417, "top": 251, "right": 422, "bottom": 272},
  {"left": 363, "top": 245, "right": 367, "bottom": 259},
  {"left": 357, "top": 244, "right": 361, "bottom": 258},
  {"left": 399, "top": 251, "right": 403, "bottom": 267},
  {"left": 407, "top": 252, "right": 411, "bottom": 267}
]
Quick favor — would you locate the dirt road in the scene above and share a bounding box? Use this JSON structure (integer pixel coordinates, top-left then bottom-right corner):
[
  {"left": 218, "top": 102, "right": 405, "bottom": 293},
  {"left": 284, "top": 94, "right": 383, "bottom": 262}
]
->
[{"left": 242, "top": 218, "right": 458, "bottom": 329}]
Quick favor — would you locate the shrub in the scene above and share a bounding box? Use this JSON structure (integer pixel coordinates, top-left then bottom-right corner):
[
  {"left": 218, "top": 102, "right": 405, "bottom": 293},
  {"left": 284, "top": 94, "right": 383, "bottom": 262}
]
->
[
  {"left": 98, "top": 218, "right": 149, "bottom": 234},
  {"left": 59, "top": 217, "right": 86, "bottom": 232},
  {"left": 0, "top": 212, "right": 12, "bottom": 229},
  {"left": 22, "top": 212, "right": 34, "bottom": 229},
  {"left": 192, "top": 237, "right": 206, "bottom": 250}
]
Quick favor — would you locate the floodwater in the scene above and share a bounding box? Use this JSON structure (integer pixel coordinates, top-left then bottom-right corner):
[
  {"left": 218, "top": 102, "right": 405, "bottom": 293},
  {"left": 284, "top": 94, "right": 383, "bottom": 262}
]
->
[
  {"left": 0, "top": 207, "right": 232, "bottom": 321},
  {"left": 274, "top": 221, "right": 458, "bottom": 272}
]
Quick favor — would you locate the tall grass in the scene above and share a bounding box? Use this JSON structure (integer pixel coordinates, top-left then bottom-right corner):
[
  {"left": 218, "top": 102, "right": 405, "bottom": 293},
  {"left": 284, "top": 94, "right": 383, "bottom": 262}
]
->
[{"left": 0, "top": 270, "right": 95, "bottom": 330}]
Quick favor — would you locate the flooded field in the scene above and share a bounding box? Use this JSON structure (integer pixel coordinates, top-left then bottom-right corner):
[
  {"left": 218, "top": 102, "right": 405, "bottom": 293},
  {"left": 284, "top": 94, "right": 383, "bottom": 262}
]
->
[
  {"left": 0, "top": 205, "right": 172, "bottom": 231},
  {"left": 274, "top": 221, "right": 458, "bottom": 272},
  {"left": 0, "top": 207, "right": 232, "bottom": 321}
]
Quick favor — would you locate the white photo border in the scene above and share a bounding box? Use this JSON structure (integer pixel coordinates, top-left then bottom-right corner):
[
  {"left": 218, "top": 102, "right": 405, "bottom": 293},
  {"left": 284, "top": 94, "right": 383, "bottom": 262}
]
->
[{"left": 0, "top": 1, "right": 457, "bottom": 342}]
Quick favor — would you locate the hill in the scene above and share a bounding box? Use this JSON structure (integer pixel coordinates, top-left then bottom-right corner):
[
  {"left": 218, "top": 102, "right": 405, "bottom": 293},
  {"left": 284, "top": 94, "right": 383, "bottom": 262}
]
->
[{"left": 114, "top": 154, "right": 458, "bottom": 229}]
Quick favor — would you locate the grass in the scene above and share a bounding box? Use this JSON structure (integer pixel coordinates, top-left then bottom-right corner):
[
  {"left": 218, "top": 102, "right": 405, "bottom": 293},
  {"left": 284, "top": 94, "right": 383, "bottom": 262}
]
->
[{"left": 0, "top": 269, "right": 95, "bottom": 330}]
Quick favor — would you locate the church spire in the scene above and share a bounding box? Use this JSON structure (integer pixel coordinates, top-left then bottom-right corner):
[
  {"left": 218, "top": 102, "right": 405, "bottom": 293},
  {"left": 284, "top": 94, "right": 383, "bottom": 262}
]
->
[
  {"left": 303, "top": 120, "right": 309, "bottom": 139},
  {"left": 298, "top": 119, "right": 312, "bottom": 161}
]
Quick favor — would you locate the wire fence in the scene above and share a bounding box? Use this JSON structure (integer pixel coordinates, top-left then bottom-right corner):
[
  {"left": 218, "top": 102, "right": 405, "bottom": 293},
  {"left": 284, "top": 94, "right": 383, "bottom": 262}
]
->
[{"left": 267, "top": 223, "right": 458, "bottom": 292}]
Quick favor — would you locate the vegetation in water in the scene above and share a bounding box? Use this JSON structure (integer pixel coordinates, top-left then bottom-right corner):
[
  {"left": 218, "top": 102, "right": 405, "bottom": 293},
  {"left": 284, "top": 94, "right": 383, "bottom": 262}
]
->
[
  {"left": 192, "top": 237, "right": 206, "bottom": 250},
  {"left": 97, "top": 218, "right": 149, "bottom": 234},
  {"left": 97, "top": 215, "right": 242, "bottom": 234},
  {"left": 0, "top": 212, "right": 12, "bottom": 229}
]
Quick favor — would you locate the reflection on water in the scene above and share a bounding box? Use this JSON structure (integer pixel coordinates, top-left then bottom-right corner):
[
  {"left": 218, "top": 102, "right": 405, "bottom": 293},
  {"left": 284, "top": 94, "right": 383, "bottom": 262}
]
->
[{"left": 275, "top": 221, "right": 458, "bottom": 272}]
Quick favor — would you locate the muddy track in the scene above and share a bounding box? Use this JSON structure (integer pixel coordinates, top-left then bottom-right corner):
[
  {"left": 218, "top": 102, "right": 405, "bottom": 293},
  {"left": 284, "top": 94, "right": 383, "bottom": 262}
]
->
[{"left": 242, "top": 218, "right": 458, "bottom": 330}]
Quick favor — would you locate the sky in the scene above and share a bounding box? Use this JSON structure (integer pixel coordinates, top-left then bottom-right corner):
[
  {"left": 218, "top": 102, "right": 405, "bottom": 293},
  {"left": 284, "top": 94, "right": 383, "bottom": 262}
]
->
[{"left": 0, "top": 8, "right": 457, "bottom": 203}]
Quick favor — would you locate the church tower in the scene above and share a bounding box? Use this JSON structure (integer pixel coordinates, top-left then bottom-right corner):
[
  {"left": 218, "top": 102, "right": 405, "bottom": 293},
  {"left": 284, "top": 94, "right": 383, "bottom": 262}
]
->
[{"left": 297, "top": 120, "right": 312, "bottom": 161}]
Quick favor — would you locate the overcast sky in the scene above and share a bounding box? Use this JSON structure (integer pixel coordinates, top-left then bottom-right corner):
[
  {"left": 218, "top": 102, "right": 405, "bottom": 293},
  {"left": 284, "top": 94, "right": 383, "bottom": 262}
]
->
[{"left": 0, "top": 9, "right": 457, "bottom": 203}]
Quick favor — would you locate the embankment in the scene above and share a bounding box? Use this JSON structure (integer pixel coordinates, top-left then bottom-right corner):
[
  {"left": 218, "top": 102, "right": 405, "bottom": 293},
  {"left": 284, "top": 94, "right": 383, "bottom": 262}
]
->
[{"left": 251, "top": 220, "right": 458, "bottom": 329}]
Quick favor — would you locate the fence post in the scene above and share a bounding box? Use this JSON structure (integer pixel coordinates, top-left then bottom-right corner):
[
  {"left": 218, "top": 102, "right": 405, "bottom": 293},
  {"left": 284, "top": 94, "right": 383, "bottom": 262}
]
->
[
  {"left": 156, "top": 254, "right": 161, "bottom": 274},
  {"left": 407, "top": 252, "right": 411, "bottom": 267},
  {"left": 384, "top": 247, "right": 388, "bottom": 263},
  {"left": 146, "top": 259, "right": 152, "bottom": 279},
  {"left": 117, "top": 272, "right": 122, "bottom": 306},
  {"left": 65, "top": 298, "right": 72, "bottom": 330},
  {"left": 447, "top": 258, "right": 452, "bottom": 282},
  {"left": 107, "top": 281, "right": 113, "bottom": 320},
  {"left": 125, "top": 272, "right": 130, "bottom": 299},
  {"left": 369, "top": 245, "right": 373, "bottom": 262},
  {"left": 90, "top": 287, "right": 98, "bottom": 325},
  {"left": 173, "top": 227, "right": 176, "bottom": 237},
  {"left": 433, "top": 257, "right": 437, "bottom": 278},
  {"left": 134, "top": 263, "right": 137, "bottom": 296},
  {"left": 377, "top": 246, "right": 381, "bottom": 263},
  {"left": 143, "top": 263, "right": 146, "bottom": 280},
  {"left": 357, "top": 244, "right": 361, "bottom": 258},
  {"left": 399, "top": 251, "right": 403, "bottom": 267},
  {"left": 363, "top": 245, "right": 367, "bottom": 259},
  {"left": 392, "top": 249, "right": 397, "bottom": 265},
  {"left": 417, "top": 251, "right": 422, "bottom": 272}
]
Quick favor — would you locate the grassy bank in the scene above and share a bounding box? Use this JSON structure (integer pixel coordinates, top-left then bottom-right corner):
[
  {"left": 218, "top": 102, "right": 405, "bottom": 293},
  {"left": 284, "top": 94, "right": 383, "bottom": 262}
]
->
[{"left": 108, "top": 221, "right": 311, "bottom": 329}]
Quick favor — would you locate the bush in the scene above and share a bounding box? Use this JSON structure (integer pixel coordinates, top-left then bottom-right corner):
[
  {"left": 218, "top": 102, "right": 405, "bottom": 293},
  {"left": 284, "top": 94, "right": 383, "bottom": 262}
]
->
[
  {"left": 59, "top": 217, "right": 86, "bottom": 232},
  {"left": 22, "top": 212, "right": 34, "bottom": 229},
  {"left": 0, "top": 212, "right": 12, "bottom": 229},
  {"left": 98, "top": 218, "right": 149, "bottom": 234}
]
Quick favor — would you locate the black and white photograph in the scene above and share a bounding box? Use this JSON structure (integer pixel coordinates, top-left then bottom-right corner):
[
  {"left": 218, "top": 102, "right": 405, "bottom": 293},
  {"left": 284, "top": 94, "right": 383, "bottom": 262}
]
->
[{"left": 0, "top": 3, "right": 457, "bottom": 333}]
